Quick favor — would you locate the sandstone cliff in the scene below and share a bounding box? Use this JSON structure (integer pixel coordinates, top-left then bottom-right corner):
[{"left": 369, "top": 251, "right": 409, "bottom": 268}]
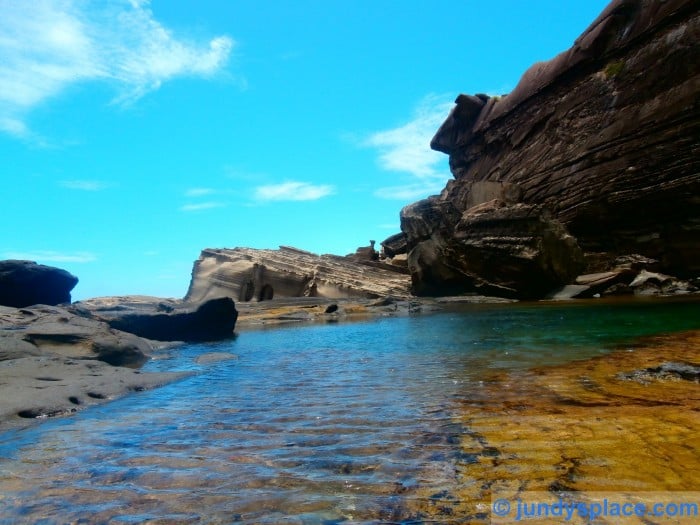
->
[
  {"left": 400, "top": 0, "right": 699, "bottom": 298},
  {"left": 186, "top": 246, "right": 411, "bottom": 304}
]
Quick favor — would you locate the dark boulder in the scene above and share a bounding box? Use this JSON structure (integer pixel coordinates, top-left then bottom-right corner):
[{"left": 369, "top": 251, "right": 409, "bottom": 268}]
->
[
  {"left": 0, "top": 260, "right": 78, "bottom": 307},
  {"left": 402, "top": 197, "right": 584, "bottom": 298},
  {"left": 380, "top": 232, "right": 408, "bottom": 258},
  {"left": 74, "top": 296, "right": 238, "bottom": 342}
]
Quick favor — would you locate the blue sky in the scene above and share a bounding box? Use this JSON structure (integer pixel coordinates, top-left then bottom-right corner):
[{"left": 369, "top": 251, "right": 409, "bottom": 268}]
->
[{"left": 1, "top": 0, "right": 610, "bottom": 300}]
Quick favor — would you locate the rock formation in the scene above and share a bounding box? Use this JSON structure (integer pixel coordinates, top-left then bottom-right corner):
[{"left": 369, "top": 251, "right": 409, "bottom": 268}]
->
[
  {"left": 0, "top": 265, "right": 238, "bottom": 429},
  {"left": 0, "top": 304, "right": 186, "bottom": 430},
  {"left": 402, "top": 199, "right": 584, "bottom": 298},
  {"left": 0, "top": 260, "right": 78, "bottom": 307},
  {"left": 380, "top": 233, "right": 408, "bottom": 258},
  {"left": 0, "top": 304, "right": 151, "bottom": 367},
  {"left": 186, "top": 246, "right": 412, "bottom": 304},
  {"left": 73, "top": 296, "right": 238, "bottom": 342},
  {"left": 399, "top": 0, "right": 699, "bottom": 298},
  {"left": 547, "top": 254, "right": 698, "bottom": 299},
  {"left": 350, "top": 240, "right": 379, "bottom": 262}
]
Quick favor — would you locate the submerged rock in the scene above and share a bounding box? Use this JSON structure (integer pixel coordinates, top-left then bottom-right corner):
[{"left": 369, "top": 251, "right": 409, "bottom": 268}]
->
[
  {"left": 0, "top": 260, "right": 78, "bottom": 307},
  {"left": 619, "top": 361, "right": 700, "bottom": 383}
]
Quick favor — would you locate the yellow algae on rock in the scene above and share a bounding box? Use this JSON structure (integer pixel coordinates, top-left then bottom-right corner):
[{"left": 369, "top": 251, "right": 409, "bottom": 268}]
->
[{"left": 407, "top": 331, "right": 700, "bottom": 522}]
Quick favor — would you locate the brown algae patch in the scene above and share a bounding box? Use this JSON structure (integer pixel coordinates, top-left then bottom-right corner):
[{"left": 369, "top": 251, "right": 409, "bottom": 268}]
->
[{"left": 408, "top": 330, "right": 700, "bottom": 520}]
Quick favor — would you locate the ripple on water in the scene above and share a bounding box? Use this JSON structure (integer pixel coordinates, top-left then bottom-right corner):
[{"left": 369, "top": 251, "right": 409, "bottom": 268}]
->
[{"left": 0, "top": 300, "right": 699, "bottom": 523}]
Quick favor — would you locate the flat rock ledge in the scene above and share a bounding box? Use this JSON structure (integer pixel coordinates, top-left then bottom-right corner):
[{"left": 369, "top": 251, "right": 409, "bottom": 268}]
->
[
  {"left": 0, "top": 357, "right": 186, "bottom": 432},
  {"left": 0, "top": 304, "right": 188, "bottom": 432}
]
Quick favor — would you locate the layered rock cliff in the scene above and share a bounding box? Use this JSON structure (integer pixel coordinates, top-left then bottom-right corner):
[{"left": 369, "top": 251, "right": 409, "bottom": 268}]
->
[
  {"left": 400, "top": 0, "right": 699, "bottom": 298},
  {"left": 186, "top": 246, "right": 411, "bottom": 304}
]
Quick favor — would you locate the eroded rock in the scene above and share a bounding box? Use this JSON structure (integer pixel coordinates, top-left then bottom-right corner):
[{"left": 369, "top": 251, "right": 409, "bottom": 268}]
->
[
  {"left": 380, "top": 232, "right": 408, "bottom": 258},
  {"left": 0, "top": 355, "right": 185, "bottom": 431},
  {"left": 185, "top": 246, "right": 411, "bottom": 304},
  {"left": 0, "top": 305, "right": 151, "bottom": 367},
  {"left": 73, "top": 296, "right": 238, "bottom": 342},
  {"left": 403, "top": 0, "right": 700, "bottom": 297},
  {"left": 403, "top": 199, "right": 584, "bottom": 298}
]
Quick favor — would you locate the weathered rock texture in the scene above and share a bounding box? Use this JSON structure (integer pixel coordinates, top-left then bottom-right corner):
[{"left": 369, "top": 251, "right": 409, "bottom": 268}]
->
[
  {"left": 0, "top": 260, "right": 78, "bottom": 307},
  {"left": 403, "top": 199, "right": 584, "bottom": 298},
  {"left": 380, "top": 233, "right": 408, "bottom": 258},
  {"left": 402, "top": 0, "right": 700, "bottom": 297},
  {"left": 0, "top": 305, "right": 151, "bottom": 367},
  {"left": 0, "top": 304, "right": 187, "bottom": 431},
  {"left": 186, "top": 246, "right": 411, "bottom": 304},
  {"left": 73, "top": 296, "right": 238, "bottom": 342}
]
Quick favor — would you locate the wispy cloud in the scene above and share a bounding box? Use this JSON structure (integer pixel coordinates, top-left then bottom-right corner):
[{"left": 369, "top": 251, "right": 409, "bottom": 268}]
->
[
  {"left": 363, "top": 94, "right": 453, "bottom": 200},
  {"left": 0, "top": 117, "right": 30, "bottom": 139},
  {"left": 0, "top": 0, "right": 234, "bottom": 137},
  {"left": 254, "top": 181, "right": 335, "bottom": 202},
  {"left": 184, "top": 187, "right": 216, "bottom": 197},
  {"left": 60, "top": 180, "right": 110, "bottom": 191},
  {"left": 255, "top": 181, "right": 335, "bottom": 201},
  {"left": 3, "top": 250, "right": 97, "bottom": 263},
  {"left": 180, "top": 201, "right": 225, "bottom": 212}
]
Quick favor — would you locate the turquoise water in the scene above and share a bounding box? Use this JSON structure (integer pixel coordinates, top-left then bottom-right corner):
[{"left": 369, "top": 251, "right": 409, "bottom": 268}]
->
[{"left": 0, "top": 298, "right": 698, "bottom": 523}]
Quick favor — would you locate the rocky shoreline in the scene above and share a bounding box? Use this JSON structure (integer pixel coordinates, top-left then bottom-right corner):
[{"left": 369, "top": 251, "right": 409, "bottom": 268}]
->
[
  {"left": 1, "top": 0, "right": 698, "bottom": 438},
  {"left": 1, "top": 253, "right": 698, "bottom": 433},
  {"left": 0, "top": 261, "right": 243, "bottom": 432},
  {"left": 3, "top": 288, "right": 699, "bottom": 433},
  {"left": 0, "top": 289, "right": 511, "bottom": 433}
]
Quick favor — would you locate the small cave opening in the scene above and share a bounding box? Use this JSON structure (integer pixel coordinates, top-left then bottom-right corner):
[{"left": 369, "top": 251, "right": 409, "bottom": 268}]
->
[{"left": 259, "top": 284, "right": 274, "bottom": 301}]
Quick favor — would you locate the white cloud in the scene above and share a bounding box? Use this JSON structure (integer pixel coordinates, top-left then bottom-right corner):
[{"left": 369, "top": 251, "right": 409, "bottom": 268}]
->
[
  {"left": 3, "top": 250, "right": 97, "bottom": 263},
  {"left": 185, "top": 187, "right": 216, "bottom": 197},
  {"left": 0, "top": 117, "right": 30, "bottom": 138},
  {"left": 0, "top": 0, "right": 234, "bottom": 136},
  {"left": 363, "top": 94, "right": 454, "bottom": 200},
  {"left": 364, "top": 94, "right": 453, "bottom": 179},
  {"left": 60, "top": 180, "right": 110, "bottom": 191},
  {"left": 254, "top": 181, "right": 335, "bottom": 202},
  {"left": 180, "top": 201, "right": 225, "bottom": 212}
]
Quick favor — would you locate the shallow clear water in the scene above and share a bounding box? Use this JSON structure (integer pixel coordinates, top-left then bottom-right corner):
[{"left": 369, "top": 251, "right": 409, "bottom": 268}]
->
[{"left": 0, "top": 298, "right": 699, "bottom": 523}]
